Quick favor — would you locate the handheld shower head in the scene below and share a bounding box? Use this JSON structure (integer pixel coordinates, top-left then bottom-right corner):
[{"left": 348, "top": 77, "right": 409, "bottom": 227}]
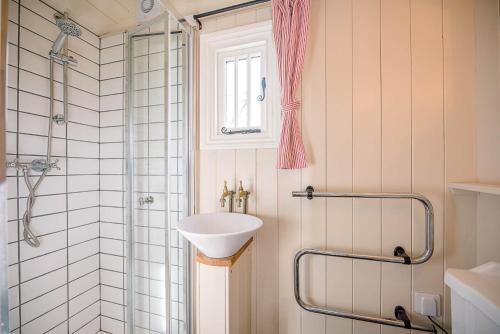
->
[{"left": 51, "top": 14, "right": 82, "bottom": 54}]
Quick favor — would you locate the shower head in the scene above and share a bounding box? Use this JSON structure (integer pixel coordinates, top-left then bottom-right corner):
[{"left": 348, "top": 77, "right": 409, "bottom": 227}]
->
[{"left": 51, "top": 13, "right": 81, "bottom": 54}]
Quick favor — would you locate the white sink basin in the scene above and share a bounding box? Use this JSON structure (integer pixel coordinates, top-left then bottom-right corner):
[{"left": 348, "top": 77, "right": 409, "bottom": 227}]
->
[{"left": 178, "top": 212, "right": 263, "bottom": 258}]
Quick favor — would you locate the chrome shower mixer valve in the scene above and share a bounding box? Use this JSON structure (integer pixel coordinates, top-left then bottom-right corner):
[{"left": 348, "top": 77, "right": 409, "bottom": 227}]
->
[{"left": 7, "top": 158, "right": 60, "bottom": 172}]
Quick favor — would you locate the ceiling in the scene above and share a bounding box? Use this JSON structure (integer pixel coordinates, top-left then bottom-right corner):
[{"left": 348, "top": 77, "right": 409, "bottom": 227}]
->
[
  {"left": 44, "top": 0, "right": 248, "bottom": 36},
  {"left": 169, "top": 0, "right": 252, "bottom": 17}
]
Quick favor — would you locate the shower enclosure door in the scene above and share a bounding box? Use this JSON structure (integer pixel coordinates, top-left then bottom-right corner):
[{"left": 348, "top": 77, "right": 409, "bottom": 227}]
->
[{"left": 126, "top": 14, "right": 190, "bottom": 334}]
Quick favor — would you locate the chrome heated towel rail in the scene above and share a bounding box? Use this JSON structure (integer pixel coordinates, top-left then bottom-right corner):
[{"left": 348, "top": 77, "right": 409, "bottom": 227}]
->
[{"left": 292, "top": 186, "right": 436, "bottom": 333}]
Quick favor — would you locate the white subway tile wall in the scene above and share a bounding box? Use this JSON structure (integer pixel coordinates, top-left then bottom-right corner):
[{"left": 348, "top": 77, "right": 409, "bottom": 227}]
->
[
  {"left": 99, "top": 32, "right": 126, "bottom": 334},
  {"left": 6, "top": 1, "right": 100, "bottom": 334},
  {"left": 7, "top": 2, "right": 187, "bottom": 334}
]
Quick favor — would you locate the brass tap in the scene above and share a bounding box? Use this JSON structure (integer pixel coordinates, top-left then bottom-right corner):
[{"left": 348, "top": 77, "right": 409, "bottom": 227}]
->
[
  {"left": 236, "top": 180, "right": 250, "bottom": 211},
  {"left": 220, "top": 181, "right": 235, "bottom": 211}
]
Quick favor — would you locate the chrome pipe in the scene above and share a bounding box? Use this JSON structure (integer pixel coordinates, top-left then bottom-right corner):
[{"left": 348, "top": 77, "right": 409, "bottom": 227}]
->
[
  {"left": 294, "top": 250, "right": 435, "bottom": 332},
  {"left": 292, "top": 187, "right": 434, "bottom": 265},
  {"left": 15, "top": 14, "right": 81, "bottom": 248},
  {"left": 19, "top": 56, "right": 58, "bottom": 248},
  {"left": 292, "top": 186, "right": 436, "bottom": 332},
  {"left": 47, "top": 56, "right": 54, "bottom": 160},
  {"left": 61, "top": 25, "right": 69, "bottom": 124},
  {"left": 51, "top": 31, "right": 67, "bottom": 54},
  {"left": 62, "top": 58, "right": 68, "bottom": 123}
]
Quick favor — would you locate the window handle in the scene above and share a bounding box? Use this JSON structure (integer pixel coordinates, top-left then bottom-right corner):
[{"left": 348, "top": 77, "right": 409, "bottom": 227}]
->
[
  {"left": 221, "top": 127, "right": 261, "bottom": 135},
  {"left": 257, "top": 77, "right": 266, "bottom": 101}
]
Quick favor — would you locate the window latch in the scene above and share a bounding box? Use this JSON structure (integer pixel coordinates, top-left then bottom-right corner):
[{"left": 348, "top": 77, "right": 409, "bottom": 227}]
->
[
  {"left": 221, "top": 127, "right": 261, "bottom": 135},
  {"left": 257, "top": 77, "right": 266, "bottom": 101}
]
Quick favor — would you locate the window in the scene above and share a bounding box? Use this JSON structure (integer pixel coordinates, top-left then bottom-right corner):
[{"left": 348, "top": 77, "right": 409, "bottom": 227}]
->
[
  {"left": 200, "top": 21, "right": 279, "bottom": 149},
  {"left": 219, "top": 47, "right": 265, "bottom": 132}
]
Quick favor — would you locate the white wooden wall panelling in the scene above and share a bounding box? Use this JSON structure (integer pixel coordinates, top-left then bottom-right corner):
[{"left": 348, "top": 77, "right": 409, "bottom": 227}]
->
[
  {"left": 256, "top": 148, "right": 278, "bottom": 334},
  {"left": 197, "top": 15, "right": 219, "bottom": 217},
  {"left": 301, "top": 0, "right": 327, "bottom": 333},
  {"left": 214, "top": 0, "right": 238, "bottom": 218},
  {"left": 443, "top": 0, "right": 476, "bottom": 326},
  {"left": 235, "top": 148, "right": 257, "bottom": 334},
  {"left": 326, "top": 0, "right": 354, "bottom": 333},
  {"left": 196, "top": 1, "right": 458, "bottom": 333},
  {"left": 198, "top": 151, "right": 218, "bottom": 214},
  {"left": 380, "top": 1, "right": 412, "bottom": 334},
  {"left": 277, "top": 171, "right": 302, "bottom": 334},
  {"left": 410, "top": 0, "right": 445, "bottom": 329},
  {"left": 253, "top": 7, "right": 278, "bottom": 334},
  {"left": 352, "top": 0, "right": 382, "bottom": 333}
]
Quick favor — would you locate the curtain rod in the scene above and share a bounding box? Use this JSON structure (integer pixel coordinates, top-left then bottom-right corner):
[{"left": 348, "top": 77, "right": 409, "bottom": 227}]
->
[{"left": 192, "top": 0, "right": 271, "bottom": 30}]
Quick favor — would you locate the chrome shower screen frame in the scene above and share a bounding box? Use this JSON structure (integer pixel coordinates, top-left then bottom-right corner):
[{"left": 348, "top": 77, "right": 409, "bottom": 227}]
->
[{"left": 125, "top": 11, "right": 193, "bottom": 334}]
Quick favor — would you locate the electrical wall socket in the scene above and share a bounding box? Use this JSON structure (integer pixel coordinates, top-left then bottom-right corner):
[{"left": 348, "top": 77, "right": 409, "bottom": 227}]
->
[{"left": 415, "top": 292, "right": 441, "bottom": 316}]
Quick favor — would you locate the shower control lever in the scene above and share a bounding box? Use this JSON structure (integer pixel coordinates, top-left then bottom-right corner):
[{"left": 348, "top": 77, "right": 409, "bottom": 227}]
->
[
  {"left": 139, "top": 196, "right": 154, "bottom": 206},
  {"left": 52, "top": 114, "right": 66, "bottom": 124}
]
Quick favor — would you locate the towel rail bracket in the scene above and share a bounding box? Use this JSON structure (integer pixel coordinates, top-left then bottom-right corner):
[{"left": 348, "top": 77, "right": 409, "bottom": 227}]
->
[
  {"left": 395, "top": 305, "right": 411, "bottom": 329},
  {"left": 394, "top": 246, "right": 411, "bottom": 265}
]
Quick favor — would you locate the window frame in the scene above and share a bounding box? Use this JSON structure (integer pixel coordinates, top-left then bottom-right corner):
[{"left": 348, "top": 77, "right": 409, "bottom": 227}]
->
[{"left": 200, "top": 20, "right": 280, "bottom": 150}]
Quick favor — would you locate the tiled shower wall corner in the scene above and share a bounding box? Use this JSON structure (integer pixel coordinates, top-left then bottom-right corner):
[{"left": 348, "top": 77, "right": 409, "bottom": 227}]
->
[
  {"left": 99, "top": 33, "right": 126, "bottom": 334},
  {"left": 6, "top": 0, "right": 101, "bottom": 333}
]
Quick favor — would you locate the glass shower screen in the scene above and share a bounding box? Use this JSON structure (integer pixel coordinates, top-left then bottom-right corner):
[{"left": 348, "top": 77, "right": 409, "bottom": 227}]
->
[{"left": 126, "top": 14, "right": 190, "bottom": 334}]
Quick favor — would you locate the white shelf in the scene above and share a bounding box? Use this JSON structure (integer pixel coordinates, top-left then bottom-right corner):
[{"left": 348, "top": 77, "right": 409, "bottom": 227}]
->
[{"left": 449, "top": 182, "right": 500, "bottom": 196}]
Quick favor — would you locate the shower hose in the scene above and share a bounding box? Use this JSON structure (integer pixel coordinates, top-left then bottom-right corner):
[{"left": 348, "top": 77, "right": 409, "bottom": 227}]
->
[
  {"left": 21, "top": 168, "right": 46, "bottom": 247},
  {"left": 21, "top": 56, "right": 57, "bottom": 248}
]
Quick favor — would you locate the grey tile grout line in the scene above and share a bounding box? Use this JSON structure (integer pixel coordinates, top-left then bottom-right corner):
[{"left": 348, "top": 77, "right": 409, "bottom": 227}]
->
[
  {"left": 7, "top": 266, "right": 100, "bottom": 313},
  {"left": 16, "top": 280, "right": 100, "bottom": 310},
  {"left": 16, "top": 67, "right": 101, "bottom": 98},
  {"left": 147, "top": 32, "right": 152, "bottom": 334},
  {"left": 12, "top": 45, "right": 100, "bottom": 81},
  {"left": 121, "top": 32, "right": 126, "bottom": 334},
  {"left": 9, "top": 87, "right": 100, "bottom": 112},
  {"left": 99, "top": 33, "right": 102, "bottom": 332},
  {"left": 6, "top": 109, "right": 101, "bottom": 129},
  {"left": 7, "top": 222, "right": 100, "bottom": 250},
  {"left": 6, "top": 205, "right": 100, "bottom": 223},
  {"left": 8, "top": 130, "right": 101, "bottom": 144},
  {"left": 63, "top": 83, "right": 69, "bottom": 332},
  {"left": 15, "top": 1, "right": 22, "bottom": 331},
  {"left": 21, "top": 295, "right": 101, "bottom": 331},
  {"left": 65, "top": 81, "right": 70, "bottom": 329}
]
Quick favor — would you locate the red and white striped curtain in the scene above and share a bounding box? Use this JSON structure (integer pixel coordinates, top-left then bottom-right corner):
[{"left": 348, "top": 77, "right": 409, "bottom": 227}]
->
[{"left": 272, "top": 0, "right": 310, "bottom": 169}]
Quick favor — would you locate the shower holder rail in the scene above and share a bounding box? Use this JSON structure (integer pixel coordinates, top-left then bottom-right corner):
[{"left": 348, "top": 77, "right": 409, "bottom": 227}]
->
[{"left": 292, "top": 186, "right": 436, "bottom": 332}]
